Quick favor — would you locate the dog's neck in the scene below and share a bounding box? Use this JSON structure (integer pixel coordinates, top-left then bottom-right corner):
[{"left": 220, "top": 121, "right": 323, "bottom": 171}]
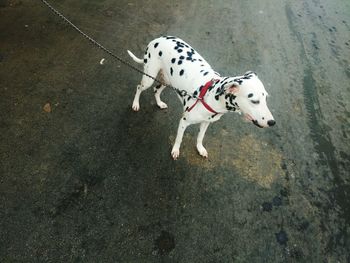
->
[{"left": 205, "top": 77, "right": 241, "bottom": 114}]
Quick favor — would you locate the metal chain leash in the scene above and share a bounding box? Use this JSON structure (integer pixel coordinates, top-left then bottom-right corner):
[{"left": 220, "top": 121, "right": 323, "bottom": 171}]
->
[{"left": 40, "top": 0, "right": 192, "bottom": 98}]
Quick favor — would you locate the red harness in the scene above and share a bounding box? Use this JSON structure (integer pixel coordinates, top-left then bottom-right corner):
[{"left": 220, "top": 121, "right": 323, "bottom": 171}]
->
[{"left": 186, "top": 79, "right": 219, "bottom": 114}]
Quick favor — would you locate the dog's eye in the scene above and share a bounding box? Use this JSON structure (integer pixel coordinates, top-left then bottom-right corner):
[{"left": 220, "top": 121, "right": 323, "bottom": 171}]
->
[{"left": 251, "top": 100, "right": 260, "bottom": 104}]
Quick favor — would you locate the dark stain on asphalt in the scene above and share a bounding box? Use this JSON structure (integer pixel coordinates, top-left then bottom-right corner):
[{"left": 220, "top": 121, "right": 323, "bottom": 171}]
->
[
  {"left": 275, "top": 230, "right": 289, "bottom": 246},
  {"left": 262, "top": 202, "right": 273, "bottom": 212},
  {"left": 272, "top": 196, "right": 283, "bottom": 206},
  {"left": 286, "top": 4, "right": 350, "bottom": 225},
  {"left": 155, "top": 231, "right": 175, "bottom": 255}
]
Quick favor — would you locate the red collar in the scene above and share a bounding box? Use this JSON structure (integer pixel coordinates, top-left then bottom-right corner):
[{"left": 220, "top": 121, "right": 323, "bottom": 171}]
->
[{"left": 186, "top": 79, "right": 220, "bottom": 114}]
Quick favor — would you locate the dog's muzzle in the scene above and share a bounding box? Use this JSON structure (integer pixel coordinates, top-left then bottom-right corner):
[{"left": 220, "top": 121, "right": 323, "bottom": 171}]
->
[
  {"left": 245, "top": 114, "right": 275, "bottom": 128},
  {"left": 252, "top": 120, "right": 264, "bottom": 128},
  {"left": 252, "top": 119, "right": 275, "bottom": 128}
]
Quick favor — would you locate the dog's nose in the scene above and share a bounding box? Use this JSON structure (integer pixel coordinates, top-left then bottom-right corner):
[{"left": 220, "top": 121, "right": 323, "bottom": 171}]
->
[{"left": 267, "top": 120, "right": 276, "bottom": 127}]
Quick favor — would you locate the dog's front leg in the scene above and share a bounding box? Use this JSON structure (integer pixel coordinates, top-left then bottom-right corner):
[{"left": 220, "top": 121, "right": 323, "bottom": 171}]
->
[
  {"left": 171, "top": 118, "right": 190, "bottom": 160},
  {"left": 197, "top": 122, "right": 210, "bottom": 158}
]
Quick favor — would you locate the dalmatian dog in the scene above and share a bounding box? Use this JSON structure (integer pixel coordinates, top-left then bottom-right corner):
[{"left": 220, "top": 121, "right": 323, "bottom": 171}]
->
[{"left": 127, "top": 36, "right": 275, "bottom": 160}]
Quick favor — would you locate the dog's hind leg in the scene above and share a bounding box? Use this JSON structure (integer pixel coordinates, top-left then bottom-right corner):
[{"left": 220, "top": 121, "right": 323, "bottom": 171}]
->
[{"left": 132, "top": 61, "right": 160, "bottom": 111}]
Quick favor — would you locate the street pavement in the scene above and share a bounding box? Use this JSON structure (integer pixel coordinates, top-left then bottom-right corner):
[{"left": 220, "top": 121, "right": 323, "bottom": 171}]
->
[{"left": 0, "top": 0, "right": 349, "bottom": 262}]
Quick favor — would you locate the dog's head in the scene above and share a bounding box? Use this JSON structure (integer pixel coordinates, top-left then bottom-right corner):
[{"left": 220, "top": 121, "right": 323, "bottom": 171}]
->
[{"left": 225, "top": 72, "right": 275, "bottom": 128}]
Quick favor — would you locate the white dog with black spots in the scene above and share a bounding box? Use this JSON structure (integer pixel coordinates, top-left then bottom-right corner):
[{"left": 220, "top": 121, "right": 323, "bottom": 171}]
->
[{"left": 127, "top": 36, "right": 275, "bottom": 160}]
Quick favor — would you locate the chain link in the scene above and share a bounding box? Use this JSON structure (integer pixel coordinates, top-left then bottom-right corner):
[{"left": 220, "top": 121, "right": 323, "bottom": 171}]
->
[{"left": 40, "top": 0, "right": 194, "bottom": 98}]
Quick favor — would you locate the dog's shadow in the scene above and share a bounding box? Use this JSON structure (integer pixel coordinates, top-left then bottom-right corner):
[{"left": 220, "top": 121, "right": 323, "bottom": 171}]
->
[{"left": 109, "top": 103, "right": 178, "bottom": 164}]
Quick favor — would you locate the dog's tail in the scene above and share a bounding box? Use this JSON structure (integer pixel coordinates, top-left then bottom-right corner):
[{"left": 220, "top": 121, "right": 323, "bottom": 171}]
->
[{"left": 127, "top": 50, "right": 143, "bottom": 64}]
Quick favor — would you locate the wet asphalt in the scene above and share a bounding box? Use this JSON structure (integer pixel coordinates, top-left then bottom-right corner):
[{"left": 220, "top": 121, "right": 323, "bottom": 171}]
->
[{"left": 0, "top": 0, "right": 350, "bottom": 262}]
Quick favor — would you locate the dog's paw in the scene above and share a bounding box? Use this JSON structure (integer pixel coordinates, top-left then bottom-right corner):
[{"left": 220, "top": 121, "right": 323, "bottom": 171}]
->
[
  {"left": 197, "top": 144, "right": 208, "bottom": 158},
  {"left": 132, "top": 102, "right": 140, "bottom": 111},
  {"left": 171, "top": 148, "right": 180, "bottom": 160},
  {"left": 157, "top": 102, "right": 168, "bottom": 109}
]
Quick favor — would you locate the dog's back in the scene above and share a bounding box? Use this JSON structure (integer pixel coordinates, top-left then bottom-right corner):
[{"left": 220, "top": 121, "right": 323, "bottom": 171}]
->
[{"left": 143, "top": 36, "right": 217, "bottom": 93}]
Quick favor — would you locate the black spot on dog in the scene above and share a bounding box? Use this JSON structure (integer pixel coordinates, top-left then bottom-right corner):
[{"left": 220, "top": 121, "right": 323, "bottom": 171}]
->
[
  {"left": 170, "top": 67, "right": 173, "bottom": 76},
  {"left": 159, "top": 51, "right": 163, "bottom": 56},
  {"left": 234, "top": 78, "right": 243, "bottom": 85},
  {"left": 148, "top": 53, "right": 151, "bottom": 59},
  {"left": 174, "top": 46, "right": 179, "bottom": 50},
  {"left": 178, "top": 60, "right": 183, "bottom": 65},
  {"left": 203, "top": 72, "right": 209, "bottom": 76},
  {"left": 179, "top": 56, "right": 185, "bottom": 60},
  {"left": 144, "top": 58, "right": 148, "bottom": 63},
  {"left": 171, "top": 58, "right": 176, "bottom": 63},
  {"left": 217, "top": 86, "right": 225, "bottom": 96},
  {"left": 226, "top": 105, "right": 236, "bottom": 111},
  {"left": 177, "top": 49, "right": 183, "bottom": 53},
  {"left": 154, "top": 42, "right": 159, "bottom": 48},
  {"left": 220, "top": 82, "right": 227, "bottom": 91},
  {"left": 187, "top": 51, "right": 193, "bottom": 57},
  {"left": 221, "top": 77, "right": 229, "bottom": 83},
  {"left": 193, "top": 91, "right": 198, "bottom": 96},
  {"left": 179, "top": 69, "right": 185, "bottom": 76},
  {"left": 165, "top": 36, "right": 176, "bottom": 39},
  {"left": 200, "top": 70, "right": 204, "bottom": 73},
  {"left": 229, "top": 94, "right": 236, "bottom": 104},
  {"left": 177, "top": 43, "right": 185, "bottom": 48},
  {"left": 215, "top": 95, "right": 220, "bottom": 100}
]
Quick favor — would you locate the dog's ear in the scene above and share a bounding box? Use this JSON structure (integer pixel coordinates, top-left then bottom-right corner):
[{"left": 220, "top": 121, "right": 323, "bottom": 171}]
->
[
  {"left": 244, "top": 71, "right": 257, "bottom": 76},
  {"left": 226, "top": 83, "right": 240, "bottom": 94}
]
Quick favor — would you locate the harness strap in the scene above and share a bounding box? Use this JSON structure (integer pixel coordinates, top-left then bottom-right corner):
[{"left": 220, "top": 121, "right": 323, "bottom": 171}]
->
[{"left": 187, "top": 79, "right": 219, "bottom": 114}]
